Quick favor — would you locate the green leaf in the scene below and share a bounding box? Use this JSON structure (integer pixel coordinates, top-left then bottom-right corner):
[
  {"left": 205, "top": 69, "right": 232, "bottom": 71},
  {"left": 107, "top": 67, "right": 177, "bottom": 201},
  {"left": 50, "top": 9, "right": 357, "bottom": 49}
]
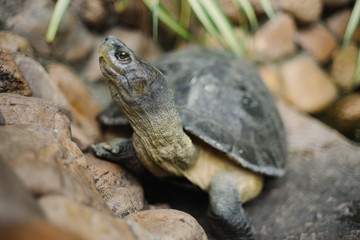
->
[
  {"left": 198, "top": 0, "right": 244, "bottom": 55},
  {"left": 142, "top": 0, "right": 195, "bottom": 41},
  {"left": 46, "top": 0, "right": 71, "bottom": 43},
  {"left": 232, "top": 0, "right": 258, "bottom": 30},
  {"left": 258, "top": 0, "right": 275, "bottom": 19},
  {"left": 351, "top": 47, "right": 360, "bottom": 89},
  {"left": 186, "top": 0, "right": 223, "bottom": 44},
  {"left": 343, "top": 0, "right": 360, "bottom": 47}
]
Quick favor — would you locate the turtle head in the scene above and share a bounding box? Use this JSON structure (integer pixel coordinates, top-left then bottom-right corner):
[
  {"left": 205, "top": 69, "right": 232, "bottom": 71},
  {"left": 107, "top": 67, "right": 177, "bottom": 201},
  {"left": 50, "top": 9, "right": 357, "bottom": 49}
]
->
[
  {"left": 99, "top": 36, "right": 174, "bottom": 122},
  {"left": 99, "top": 36, "right": 163, "bottom": 109}
]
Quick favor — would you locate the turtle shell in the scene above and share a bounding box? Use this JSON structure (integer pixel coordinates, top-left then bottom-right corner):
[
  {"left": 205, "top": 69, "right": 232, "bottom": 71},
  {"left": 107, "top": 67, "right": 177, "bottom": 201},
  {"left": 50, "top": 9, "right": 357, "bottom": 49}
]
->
[{"left": 155, "top": 47, "right": 286, "bottom": 177}]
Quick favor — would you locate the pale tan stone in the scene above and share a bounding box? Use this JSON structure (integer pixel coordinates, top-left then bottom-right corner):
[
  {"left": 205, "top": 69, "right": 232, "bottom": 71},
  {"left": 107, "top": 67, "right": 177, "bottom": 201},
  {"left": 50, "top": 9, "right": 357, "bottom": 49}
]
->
[
  {"left": 331, "top": 93, "right": 360, "bottom": 133},
  {"left": 257, "top": 64, "right": 282, "bottom": 98},
  {"left": 325, "top": 9, "right": 360, "bottom": 42},
  {"left": 281, "top": 54, "right": 338, "bottom": 113},
  {"left": 280, "top": 0, "right": 323, "bottom": 23},
  {"left": 252, "top": 13, "right": 296, "bottom": 61},
  {"left": 331, "top": 44, "right": 360, "bottom": 90},
  {"left": 295, "top": 23, "right": 338, "bottom": 63},
  {"left": 48, "top": 63, "right": 102, "bottom": 149}
]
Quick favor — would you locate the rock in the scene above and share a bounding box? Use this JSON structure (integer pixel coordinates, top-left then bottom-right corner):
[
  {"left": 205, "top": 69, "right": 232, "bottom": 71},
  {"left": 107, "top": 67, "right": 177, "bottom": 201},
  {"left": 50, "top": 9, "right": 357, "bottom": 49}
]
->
[
  {"left": 0, "top": 125, "right": 109, "bottom": 213},
  {"left": 0, "top": 157, "right": 44, "bottom": 224},
  {"left": 295, "top": 23, "right": 338, "bottom": 63},
  {"left": 323, "top": 0, "right": 354, "bottom": 7},
  {"left": 0, "top": 31, "right": 34, "bottom": 57},
  {"left": 0, "top": 93, "right": 71, "bottom": 137},
  {"left": 48, "top": 63, "right": 101, "bottom": 149},
  {"left": 257, "top": 63, "right": 282, "bottom": 98},
  {"left": 15, "top": 56, "right": 72, "bottom": 116},
  {"left": 218, "top": 0, "right": 241, "bottom": 23},
  {"left": 331, "top": 44, "right": 360, "bottom": 90},
  {"left": 0, "top": 49, "right": 32, "bottom": 96},
  {"left": 77, "top": 0, "right": 107, "bottom": 28},
  {"left": 39, "top": 195, "right": 152, "bottom": 240},
  {"left": 281, "top": 54, "right": 338, "bottom": 113},
  {"left": 8, "top": 0, "right": 94, "bottom": 62},
  {"left": 252, "top": 13, "right": 296, "bottom": 61},
  {"left": 48, "top": 63, "right": 101, "bottom": 121},
  {"left": 0, "top": 222, "right": 84, "bottom": 240},
  {"left": 0, "top": 0, "right": 25, "bottom": 28},
  {"left": 325, "top": 9, "right": 360, "bottom": 42},
  {"left": 279, "top": 0, "right": 323, "bottom": 23},
  {"left": 245, "top": 102, "right": 360, "bottom": 239},
  {"left": 329, "top": 93, "right": 360, "bottom": 136},
  {"left": 125, "top": 209, "right": 208, "bottom": 240},
  {"left": 86, "top": 154, "right": 145, "bottom": 217}
]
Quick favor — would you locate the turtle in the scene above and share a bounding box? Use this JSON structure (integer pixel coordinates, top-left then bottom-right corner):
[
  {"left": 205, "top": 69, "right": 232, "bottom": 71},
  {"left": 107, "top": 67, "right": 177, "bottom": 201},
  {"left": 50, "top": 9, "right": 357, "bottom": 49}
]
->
[{"left": 92, "top": 36, "right": 287, "bottom": 240}]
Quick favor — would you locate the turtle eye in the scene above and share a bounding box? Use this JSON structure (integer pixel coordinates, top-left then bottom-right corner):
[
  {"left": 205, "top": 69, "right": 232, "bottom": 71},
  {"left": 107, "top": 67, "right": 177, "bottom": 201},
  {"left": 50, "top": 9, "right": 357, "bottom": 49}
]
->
[{"left": 115, "top": 50, "right": 131, "bottom": 62}]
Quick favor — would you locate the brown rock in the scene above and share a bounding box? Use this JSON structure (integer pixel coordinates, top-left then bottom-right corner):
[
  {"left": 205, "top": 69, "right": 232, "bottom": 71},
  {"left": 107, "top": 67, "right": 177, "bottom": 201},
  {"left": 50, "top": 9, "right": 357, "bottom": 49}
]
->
[
  {"left": 0, "top": 93, "right": 71, "bottom": 137},
  {"left": 0, "top": 222, "right": 84, "bottom": 240},
  {"left": 0, "top": 157, "right": 44, "bottom": 224},
  {"left": 48, "top": 63, "right": 101, "bottom": 149},
  {"left": 331, "top": 44, "right": 360, "bottom": 90},
  {"left": 257, "top": 64, "right": 282, "bottom": 98},
  {"left": 252, "top": 13, "right": 296, "bottom": 61},
  {"left": 282, "top": 54, "right": 338, "bottom": 113},
  {"left": 78, "top": 0, "right": 107, "bottom": 27},
  {"left": 125, "top": 209, "right": 208, "bottom": 240},
  {"left": 218, "top": 0, "right": 240, "bottom": 23},
  {"left": 0, "top": 49, "right": 32, "bottom": 96},
  {"left": 0, "top": 31, "right": 34, "bottom": 57},
  {"left": 330, "top": 93, "right": 360, "bottom": 134},
  {"left": 325, "top": 9, "right": 360, "bottom": 42},
  {"left": 279, "top": 0, "right": 323, "bottom": 23},
  {"left": 0, "top": 125, "right": 108, "bottom": 213},
  {"left": 323, "top": 0, "right": 353, "bottom": 7},
  {"left": 15, "top": 56, "right": 72, "bottom": 116},
  {"left": 295, "top": 23, "right": 338, "bottom": 63},
  {"left": 39, "top": 195, "right": 152, "bottom": 240},
  {"left": 9, "top": 0, "right": 94, "bottom": 62},
  {"left": 86, "top": 154, "right": 145, "bottom": 217},
  {"left": 48, "top": 64, "right": 100, "bottom": 121}
]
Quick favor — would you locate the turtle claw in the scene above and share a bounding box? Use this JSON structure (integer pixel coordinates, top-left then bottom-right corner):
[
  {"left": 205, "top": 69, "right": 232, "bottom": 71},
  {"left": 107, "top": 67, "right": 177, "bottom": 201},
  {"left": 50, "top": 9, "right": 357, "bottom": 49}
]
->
[{"left": 91, "top": 138, "right": 144, "bottom": 174}]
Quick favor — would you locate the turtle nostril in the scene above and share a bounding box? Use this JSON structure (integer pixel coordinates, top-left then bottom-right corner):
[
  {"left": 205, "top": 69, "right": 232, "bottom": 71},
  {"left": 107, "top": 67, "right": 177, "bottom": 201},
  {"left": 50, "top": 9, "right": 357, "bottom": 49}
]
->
[{"left": 105, "top": 36, "right": 109, "bottom": 41}]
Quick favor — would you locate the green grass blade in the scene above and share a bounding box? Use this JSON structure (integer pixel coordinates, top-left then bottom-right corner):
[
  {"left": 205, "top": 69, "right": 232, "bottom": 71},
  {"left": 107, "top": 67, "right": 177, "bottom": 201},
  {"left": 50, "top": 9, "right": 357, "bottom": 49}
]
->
[
  {"left": 343, "top": 0, "right": 360, "bottom": 47},
  {"left": 152, "top": 0, "right": 159, "bottom": 40},
  {"left": 233, "top": 0, "right": 258, "bottom": 30},
  {"left": 46, "top": 0, "right": 71, "bottom": 43},
  {"left": 142, "top": 0, "right": 195, "bottom": 41},
  {"left": 258, "top": 0, "right": 275, "bottom": 19},
  {"left": 186, "top": 0, "right": 223, "bottom": 44},
  {"left": 351, "top": 47, "right": 360, "bottom": 89},
  {"left": 199, "top": 0, "right": 244, "bottom": 55}
]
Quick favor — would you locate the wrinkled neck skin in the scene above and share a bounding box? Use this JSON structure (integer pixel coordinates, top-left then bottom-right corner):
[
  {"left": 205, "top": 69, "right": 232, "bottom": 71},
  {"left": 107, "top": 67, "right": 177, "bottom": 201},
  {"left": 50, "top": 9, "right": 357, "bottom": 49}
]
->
[{"left": 108, "top": 74, "right": 198, "bottom": 177}]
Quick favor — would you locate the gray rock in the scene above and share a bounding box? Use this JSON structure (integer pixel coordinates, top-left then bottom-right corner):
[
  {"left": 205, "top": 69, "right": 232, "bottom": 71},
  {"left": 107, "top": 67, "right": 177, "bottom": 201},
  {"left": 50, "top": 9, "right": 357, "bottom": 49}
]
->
[{"left": 245, "top": 103, "right": 360, "bottom": 239}]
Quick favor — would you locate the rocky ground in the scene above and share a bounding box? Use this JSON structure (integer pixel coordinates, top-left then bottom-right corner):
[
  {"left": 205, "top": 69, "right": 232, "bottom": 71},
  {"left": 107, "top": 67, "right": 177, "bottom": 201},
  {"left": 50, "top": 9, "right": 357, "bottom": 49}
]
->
[{"left": 1, "top": 0, "right": 360, "bottom": 239}]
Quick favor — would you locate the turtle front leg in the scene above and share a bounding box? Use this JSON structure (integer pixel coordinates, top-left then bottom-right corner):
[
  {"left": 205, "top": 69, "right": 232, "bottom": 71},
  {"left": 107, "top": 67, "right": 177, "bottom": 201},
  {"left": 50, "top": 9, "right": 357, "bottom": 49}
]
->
[
  {"left": 208, "top": 173, "right": 255, "bottom": 240},
  {"left": 91, "top": 138, "right": 145, "bottom": 174}
]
